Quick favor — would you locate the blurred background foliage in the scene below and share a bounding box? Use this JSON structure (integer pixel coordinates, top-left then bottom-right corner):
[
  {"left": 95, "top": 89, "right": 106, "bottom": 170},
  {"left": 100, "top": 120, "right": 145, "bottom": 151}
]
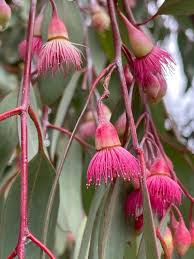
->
[{"left": 0, "top": 0, "right": 194, "bottom": 258}]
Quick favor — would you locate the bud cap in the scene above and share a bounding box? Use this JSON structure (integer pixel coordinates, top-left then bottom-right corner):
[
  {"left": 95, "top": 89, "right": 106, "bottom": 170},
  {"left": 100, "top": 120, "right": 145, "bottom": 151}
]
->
[{"left": 0, "top": 0, "right": 11, "bottom": 31}]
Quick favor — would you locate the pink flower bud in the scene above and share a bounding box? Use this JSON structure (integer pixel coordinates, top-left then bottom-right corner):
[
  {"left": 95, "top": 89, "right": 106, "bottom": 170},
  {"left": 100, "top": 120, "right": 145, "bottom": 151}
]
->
[
  {"left": 91, "top": 7, "right": 110, "bottom": 32},
  {"left": 143, "top": 73, "right": 167, "bottom": 103},
  {"left": 0, "top": 0, "right": 11, "bottom": 31},
  {"left": 124, "top": 64, "right": 133, "bottom": 87},
  {"left": 173, "top": 218, "right": 191, "bottom": 256},
  {"left": 121, "top": 15, "right": 153, "bottom": 58},
  {"left": 115, "top": 112, "right": 127, "bottom": 137}
]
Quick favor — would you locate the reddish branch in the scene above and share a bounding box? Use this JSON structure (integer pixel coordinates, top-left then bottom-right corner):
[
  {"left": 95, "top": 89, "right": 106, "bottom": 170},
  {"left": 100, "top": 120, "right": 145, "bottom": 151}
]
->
[{"left": 0, "top": 107, "right": 22, "bottom": 122}]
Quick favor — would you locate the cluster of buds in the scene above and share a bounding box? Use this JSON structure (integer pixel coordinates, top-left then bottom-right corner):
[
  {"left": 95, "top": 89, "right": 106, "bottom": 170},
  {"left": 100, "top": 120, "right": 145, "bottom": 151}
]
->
[
  {"left": 19, "top": 1, "right": 82, "bottom": 75},
  {"left": 0, "top": 0, "right": 11, "bottom": 31},
  {"left": 120, "top": 12, "right": 174, "bottom": 103}
]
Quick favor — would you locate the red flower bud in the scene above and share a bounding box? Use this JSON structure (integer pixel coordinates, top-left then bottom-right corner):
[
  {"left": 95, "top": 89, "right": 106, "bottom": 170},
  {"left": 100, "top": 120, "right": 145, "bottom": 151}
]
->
[
  {"left": 173, "top": 218, "right": 191, "bottom": 256},
  {"left": 143, "top": 74, "right": 167, "bottom": 103},
  {"left": 124, "top": 64, "right": 133, "bottom": 87}
]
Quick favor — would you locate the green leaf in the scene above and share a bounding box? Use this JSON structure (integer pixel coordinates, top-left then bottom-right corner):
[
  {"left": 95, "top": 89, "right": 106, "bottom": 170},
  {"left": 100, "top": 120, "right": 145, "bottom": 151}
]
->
[
  {"left": 142, "top": 182, "right": 160, "bottom": 259},
  {"left": 50, "top": 72, "right": 81, "bottom": 159},
  {"left": 137, "top": 235, "right": 146, "bottom": 259},
  {"left": 88, "top": 28, "right": 106, "bottom": 74},
  {"left": 0, "top": 151, "right": 59, "bottom": 258},
  {"left": 57, "top": 140, "right": 84, "bottom": 236},
  {"left": 73, "top": 216, "right": 87, "bottom": 259},
  {"left": 98, "top": 180, "right": 133, "bottom": 259},
  {"left": 88, "top": 186, "right": 111, "bottom": 259},
  {"left": 158, "top": 0, "right": 194, "bottom": 16},
  {"left": 78, "top": 184, "right": 109, "bottom": 259},
  {"left": 0, "top": 91, "right": 18, "bottom": 176}
]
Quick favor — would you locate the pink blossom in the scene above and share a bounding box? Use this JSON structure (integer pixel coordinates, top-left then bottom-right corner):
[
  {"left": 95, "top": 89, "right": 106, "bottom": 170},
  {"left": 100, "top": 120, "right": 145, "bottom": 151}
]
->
[
  {"left": 87, "top": 119, "right": 140, "bottom": 186},
  {"left": 133, "top": 46, "right": 174, "bottom": 88},
  {"left": 87, "top": 146, "right": 140, "bottom": 186},
  {"left": 37, "top": 12, "right": 82, "bottom": 74},
  {"left": 147, "top": 174, "right": 182, "bottom": 215}
]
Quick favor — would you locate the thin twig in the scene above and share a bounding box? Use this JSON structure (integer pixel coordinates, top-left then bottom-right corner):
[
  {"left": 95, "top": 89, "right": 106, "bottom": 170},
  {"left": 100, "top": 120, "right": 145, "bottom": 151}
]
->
[{"left": 47, "top": 123, "right": 94, "bottom": 151}]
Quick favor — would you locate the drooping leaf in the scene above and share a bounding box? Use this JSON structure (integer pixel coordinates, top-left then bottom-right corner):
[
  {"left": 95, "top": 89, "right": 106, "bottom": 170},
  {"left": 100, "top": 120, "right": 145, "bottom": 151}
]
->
[
  {"left": 158, "top": 0, "right": 194, "bottom": 16},
  {"left": 88, "top": 28, "right": 106, "bottom": 74},
  {"left": 137, "top": 234, "right": 146, "bottom": 259},
  {"left": 98, "top": 180, "right": 134, "bottom": 259},
  {"left": 0, "top": 91, "right": 18, "bottom": 176},
  {"left": 142, "top": 181, "right": 160, "bottom": 259},
  {"left": 73, "top": 216, "right": 87, "bottom": 259},
  {"left": 78, "top": 184, "right": 109, "bottom": 259},
  {"left": 57, "top": 140, "right": 84, "bottom": 236},
  {"left": 0, "top": 151, "right": 59, "bottom": 258},
  {"left": 50, "top": 72, "right": 81, "bottom": 159}
]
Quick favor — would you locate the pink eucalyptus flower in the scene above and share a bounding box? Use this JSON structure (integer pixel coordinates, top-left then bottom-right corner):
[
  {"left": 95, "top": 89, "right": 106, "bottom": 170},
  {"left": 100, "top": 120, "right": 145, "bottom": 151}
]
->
[
  {"left": 37, "top": 11, "right": 82, "bottom": 74},
  {"left": 18, "top": 8, "right": 43, "bottom": 60},
  {"left": 147, "top": 159, "right": 182, "bottom": 215},
  {"left": 87, "top": 103, "right": 140, "bottom": 186}
]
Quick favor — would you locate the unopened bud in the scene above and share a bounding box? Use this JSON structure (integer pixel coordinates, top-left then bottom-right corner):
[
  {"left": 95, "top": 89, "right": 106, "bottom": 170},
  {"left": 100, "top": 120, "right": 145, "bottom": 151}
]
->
[
  {"left": 115, "top": 112, "right": 127, "bottom": 137},
  {"left": 173, "top": 218, "right": 191, "bottom": 256},
  {"left": 0, "top": 0, "right": 11, "bottom": 31},
  {"left": 143, "top": 74, "right": 167, "bottom": 103},
  {"left": 91, "top": 7, "right": 110, "bottom": 32},
  {"left": 121, "top": 14, "right": 153, "bottom": 57},
  {"left": 124, "top": 64, "right": 133, "bottom": 87}
]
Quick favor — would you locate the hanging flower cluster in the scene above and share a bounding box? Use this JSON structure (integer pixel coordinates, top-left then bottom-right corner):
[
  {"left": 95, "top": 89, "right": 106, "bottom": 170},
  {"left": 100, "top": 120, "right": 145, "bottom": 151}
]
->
[{"left": 120, "top": 13, "right": 174, "bottom": 103}]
